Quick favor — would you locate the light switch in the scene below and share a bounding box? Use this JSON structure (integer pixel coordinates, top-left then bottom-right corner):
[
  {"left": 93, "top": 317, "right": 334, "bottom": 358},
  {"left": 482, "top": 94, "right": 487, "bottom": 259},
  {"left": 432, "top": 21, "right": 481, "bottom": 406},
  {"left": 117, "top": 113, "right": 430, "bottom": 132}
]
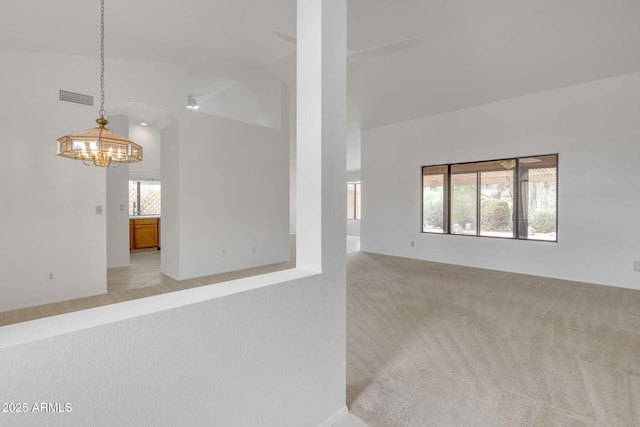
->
[
  {"left": 96, "top": 205, "right": 103, "bottom": 215},
  {"left": 119, "top": 204, "right": 125, "bottom": 211}
]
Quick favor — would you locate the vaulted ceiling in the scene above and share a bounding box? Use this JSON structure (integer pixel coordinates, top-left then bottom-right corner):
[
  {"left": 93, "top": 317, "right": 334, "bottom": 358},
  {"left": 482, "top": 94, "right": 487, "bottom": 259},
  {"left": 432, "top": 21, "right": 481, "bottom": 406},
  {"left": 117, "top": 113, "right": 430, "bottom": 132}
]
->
[{"left": 2, "top": 0, "right": 640, "bottom": 130}]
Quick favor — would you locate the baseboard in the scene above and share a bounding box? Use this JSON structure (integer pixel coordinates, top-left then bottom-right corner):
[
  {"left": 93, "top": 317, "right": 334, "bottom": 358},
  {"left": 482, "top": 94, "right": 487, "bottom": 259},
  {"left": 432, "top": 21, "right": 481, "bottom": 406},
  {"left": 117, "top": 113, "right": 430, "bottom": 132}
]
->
[
  {"left": 0, "top": 290, "right": 106, "bottom": 314},
  {"left": 317, "top": 406, "right": 349, "bottom": 427}
]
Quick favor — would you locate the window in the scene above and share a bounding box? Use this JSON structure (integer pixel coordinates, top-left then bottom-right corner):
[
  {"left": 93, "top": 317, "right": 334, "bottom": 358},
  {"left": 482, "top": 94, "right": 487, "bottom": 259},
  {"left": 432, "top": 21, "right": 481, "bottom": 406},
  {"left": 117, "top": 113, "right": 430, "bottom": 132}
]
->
[
  {"left": 347, "top": 182, "right": 361, "bottom": 220},
  {"left": 129, "top": 180, "right": 161, "bottom": 216},
  {"left": 422, "top": 166, "right": 447, "bottom": 233},
  {"left": 422, "top": 154, "right": 557, "bottom": 241}
]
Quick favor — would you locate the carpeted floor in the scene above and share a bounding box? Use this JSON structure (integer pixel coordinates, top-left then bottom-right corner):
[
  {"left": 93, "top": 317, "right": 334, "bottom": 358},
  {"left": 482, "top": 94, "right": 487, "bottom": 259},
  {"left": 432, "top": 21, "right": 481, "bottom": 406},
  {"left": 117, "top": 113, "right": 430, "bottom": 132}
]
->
[{"left": 346, "top": 252, "right": 640, "bottom": 426}]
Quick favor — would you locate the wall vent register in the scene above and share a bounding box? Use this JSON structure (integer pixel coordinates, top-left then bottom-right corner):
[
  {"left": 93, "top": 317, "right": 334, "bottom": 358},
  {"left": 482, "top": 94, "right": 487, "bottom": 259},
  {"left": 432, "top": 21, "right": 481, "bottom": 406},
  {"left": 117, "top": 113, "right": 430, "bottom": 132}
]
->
[{"left": 59, "top": 90, "right": 93, "bottom": 106}]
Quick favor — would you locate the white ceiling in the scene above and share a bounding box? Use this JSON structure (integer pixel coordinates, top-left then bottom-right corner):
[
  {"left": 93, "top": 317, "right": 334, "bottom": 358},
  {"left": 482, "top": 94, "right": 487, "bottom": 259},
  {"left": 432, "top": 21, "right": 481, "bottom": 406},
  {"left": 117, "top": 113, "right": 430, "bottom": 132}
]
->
[{"left": 2, "top": 0, "right": 640, "bottom": 130}]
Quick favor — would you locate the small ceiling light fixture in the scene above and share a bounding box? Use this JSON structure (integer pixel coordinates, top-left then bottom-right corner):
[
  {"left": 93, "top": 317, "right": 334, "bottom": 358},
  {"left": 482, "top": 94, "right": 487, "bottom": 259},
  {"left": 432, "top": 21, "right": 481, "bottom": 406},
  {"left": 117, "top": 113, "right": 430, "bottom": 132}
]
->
[
  {"left": 140, "top": 121, "right": 148, "bottom": 126},
  {"left": 56, "top": 0, "right": 142, "bottom": 168},
  {"left": 500, "top": 159, "right": 516, "bottom": 170},
  {"left": 186, "top": 95, "right": 200, "bottom": 110}
]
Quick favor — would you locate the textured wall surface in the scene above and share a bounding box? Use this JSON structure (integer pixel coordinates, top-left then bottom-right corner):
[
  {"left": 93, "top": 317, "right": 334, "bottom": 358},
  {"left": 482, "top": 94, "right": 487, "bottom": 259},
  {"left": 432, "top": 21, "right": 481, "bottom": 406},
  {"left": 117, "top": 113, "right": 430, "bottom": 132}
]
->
[{"left": 0, "top": 271, "right": 342, "bottom": 426}]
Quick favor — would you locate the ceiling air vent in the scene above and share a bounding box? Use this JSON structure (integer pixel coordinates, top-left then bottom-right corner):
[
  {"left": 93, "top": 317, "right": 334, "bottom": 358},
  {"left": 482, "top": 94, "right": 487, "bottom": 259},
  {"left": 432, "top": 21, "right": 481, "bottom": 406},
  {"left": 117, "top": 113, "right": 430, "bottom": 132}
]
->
[{"left": 59, "top": 90, "right": 93, "bottom": 106}]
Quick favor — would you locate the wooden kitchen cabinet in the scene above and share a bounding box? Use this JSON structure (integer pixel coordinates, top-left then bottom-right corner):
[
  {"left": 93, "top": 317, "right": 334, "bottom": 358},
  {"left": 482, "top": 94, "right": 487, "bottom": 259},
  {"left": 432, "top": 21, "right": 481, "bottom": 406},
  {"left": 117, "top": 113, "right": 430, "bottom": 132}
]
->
[{"left": 130, "top": 218, "right": 159, "bottom": 250}]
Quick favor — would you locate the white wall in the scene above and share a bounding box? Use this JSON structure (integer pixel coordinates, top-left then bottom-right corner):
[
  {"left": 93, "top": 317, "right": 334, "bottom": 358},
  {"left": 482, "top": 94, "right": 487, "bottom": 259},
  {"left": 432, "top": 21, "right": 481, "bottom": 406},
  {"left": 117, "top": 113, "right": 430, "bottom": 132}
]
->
[
  {"left": 106, "top": 116, "right": 131, "bottom": 268},
  {"left": 289, "top": 87, "right": 298, "bottom": 235},
  {"left": 346, "top": 127, "right": 361, "bottom": 177},
  {"left": 0, "top": 50, "right": 106, "bottom": 311},
  {"left": 347, "top": 220, "right": 361, "bottom": 236},
  {"left": 362, "top": 72, "right": 640, "bottom": 290},
  {"left": 129, "top": 121, "right": 162, "bottom": 180},
  {"left": 159, "top": 122, "right": 181, "bottom": 279},
  {"left": 0, "top": 50, "right": 184, "bottom": 312},
  {"left": 198, "top": 78, "right": 284, "bottom": 130},
  {"left": 0, "top": 270, "right": 345, "bottom": 427},
  {"left": 162, "top": 113, "right": 290, "bottom": 280}
]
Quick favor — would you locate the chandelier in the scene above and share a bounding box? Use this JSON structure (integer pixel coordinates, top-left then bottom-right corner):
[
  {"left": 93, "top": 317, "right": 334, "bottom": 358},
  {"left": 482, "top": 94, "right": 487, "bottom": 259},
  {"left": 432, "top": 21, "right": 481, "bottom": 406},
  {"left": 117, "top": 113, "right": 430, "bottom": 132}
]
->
[{"left": 57, "top": 0, "right": 142, "bottom": 168}]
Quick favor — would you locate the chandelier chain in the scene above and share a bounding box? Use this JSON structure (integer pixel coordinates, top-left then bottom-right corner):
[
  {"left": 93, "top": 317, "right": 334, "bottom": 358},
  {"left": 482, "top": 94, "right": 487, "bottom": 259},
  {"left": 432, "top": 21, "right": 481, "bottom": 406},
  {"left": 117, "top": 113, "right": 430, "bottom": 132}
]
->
[
  {"left": 99, "top": 0, "right": 106, "bottom": 118},
  {"left": 56, "top": 0, "right": 142, "bottom": 167}
]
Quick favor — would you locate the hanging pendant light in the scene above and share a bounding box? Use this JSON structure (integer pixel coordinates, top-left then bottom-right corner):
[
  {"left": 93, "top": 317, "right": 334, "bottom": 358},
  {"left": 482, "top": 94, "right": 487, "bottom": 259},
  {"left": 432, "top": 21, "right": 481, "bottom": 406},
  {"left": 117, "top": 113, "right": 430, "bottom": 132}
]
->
[{"left": 57, "top": 0, "right": 142, "bottom": 168}]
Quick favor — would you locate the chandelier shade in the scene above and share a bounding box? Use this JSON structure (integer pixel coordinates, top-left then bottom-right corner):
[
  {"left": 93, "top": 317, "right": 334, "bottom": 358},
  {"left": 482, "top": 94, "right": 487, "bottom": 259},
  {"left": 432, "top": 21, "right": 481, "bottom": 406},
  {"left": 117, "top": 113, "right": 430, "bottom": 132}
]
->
[{"left": 57, "top": 117, "right": 143, "bottom": 167}]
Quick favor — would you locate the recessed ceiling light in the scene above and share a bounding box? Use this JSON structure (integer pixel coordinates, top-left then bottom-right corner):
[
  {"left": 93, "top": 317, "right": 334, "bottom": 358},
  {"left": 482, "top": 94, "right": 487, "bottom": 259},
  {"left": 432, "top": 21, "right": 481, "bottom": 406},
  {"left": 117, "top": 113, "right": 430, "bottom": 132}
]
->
[
  {"left": 140, "top": 121, "right": 148, "bottom": 126},
  {"left": 186, "top": 95, "right": 199, "bottom": 110}
]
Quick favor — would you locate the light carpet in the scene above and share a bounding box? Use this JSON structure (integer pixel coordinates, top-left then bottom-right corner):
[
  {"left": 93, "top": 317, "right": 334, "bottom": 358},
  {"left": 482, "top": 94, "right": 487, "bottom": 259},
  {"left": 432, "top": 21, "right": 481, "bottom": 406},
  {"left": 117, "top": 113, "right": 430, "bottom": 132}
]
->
[{"left": 346, "top": 252, "right": 640, "bottom": 426}]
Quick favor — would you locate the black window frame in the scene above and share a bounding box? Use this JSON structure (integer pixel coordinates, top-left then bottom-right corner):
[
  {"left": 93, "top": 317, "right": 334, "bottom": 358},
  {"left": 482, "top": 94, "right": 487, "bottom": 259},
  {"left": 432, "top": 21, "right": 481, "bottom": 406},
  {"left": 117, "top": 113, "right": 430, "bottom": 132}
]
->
[{"left": 421, "top": 154, "right": 558, "bottom": 242}]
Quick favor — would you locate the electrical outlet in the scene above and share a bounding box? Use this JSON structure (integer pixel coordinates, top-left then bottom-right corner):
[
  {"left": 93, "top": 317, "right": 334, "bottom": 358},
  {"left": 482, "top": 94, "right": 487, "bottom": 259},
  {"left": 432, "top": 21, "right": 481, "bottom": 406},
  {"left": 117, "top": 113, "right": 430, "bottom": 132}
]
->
[
  {"left": 46, "top": 273, "right": 56, "bottom": 282},
  {"left": 411, "top": 241, "right": 415, "bottom": 247},
  {"left": 252, "top": 247, "right": 256, "bottom": 255},
  {"left": 95, "top": 205, "right": 103, "bottom": 215},
  {"left": 634, "top": 261, "right": 640, "bottom": 272},
  {"left": 222, "top": 249, "right": 227, "bottom": 257}
]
